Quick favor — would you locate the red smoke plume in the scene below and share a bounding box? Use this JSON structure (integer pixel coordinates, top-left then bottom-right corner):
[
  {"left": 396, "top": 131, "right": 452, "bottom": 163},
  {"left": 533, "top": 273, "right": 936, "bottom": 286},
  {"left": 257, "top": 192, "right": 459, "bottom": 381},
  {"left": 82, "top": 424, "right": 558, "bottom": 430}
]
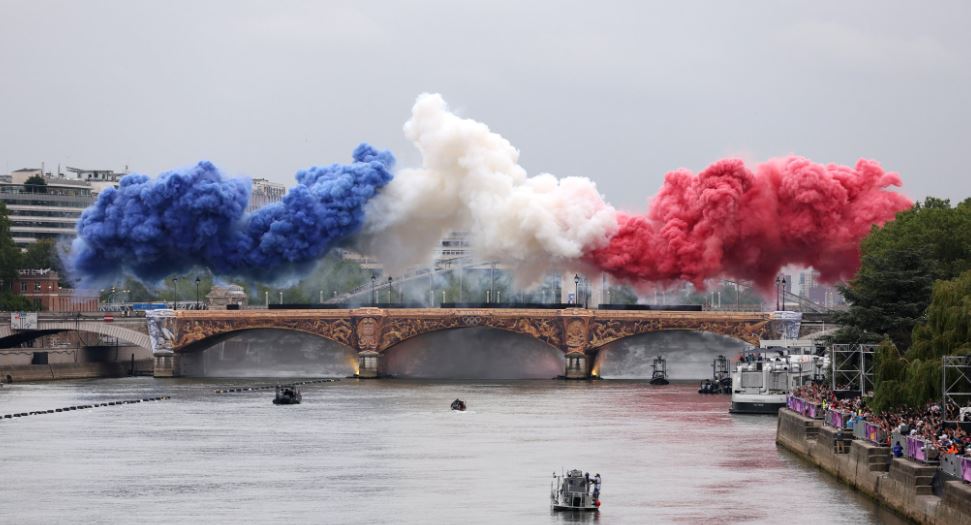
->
[{"left": 586, "top": 156, "right": 912, "bottom": 291}]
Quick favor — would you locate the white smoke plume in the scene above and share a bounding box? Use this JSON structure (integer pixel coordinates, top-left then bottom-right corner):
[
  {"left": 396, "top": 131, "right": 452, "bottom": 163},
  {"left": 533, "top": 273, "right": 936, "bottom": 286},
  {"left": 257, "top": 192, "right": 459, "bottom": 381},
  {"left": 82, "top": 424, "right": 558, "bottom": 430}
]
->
[{"left": 360, "top": 93, "right": 618, "bottom": 284}]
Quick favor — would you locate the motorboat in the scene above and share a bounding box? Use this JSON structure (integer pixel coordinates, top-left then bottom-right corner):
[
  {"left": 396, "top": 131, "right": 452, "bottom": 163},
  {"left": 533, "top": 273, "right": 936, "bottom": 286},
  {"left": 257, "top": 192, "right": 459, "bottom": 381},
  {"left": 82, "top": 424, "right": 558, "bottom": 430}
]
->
[
  {"left": 551, "top": 469, "right": 601, "bottom": 511},
  {"left": 700, "top": 355, "right": 732, "bottom": 394},
  {"left": 729, "top": 340, "right": 825, "bottom": 414},
  {"left": 649, "top": 355, "right": 669, "bottom": 385},
  {"left": 450, "top": 399, "right": 467, "bottom": 411},
  {"left": 273, "top": 385, "right": 302, "bottom": 405}
]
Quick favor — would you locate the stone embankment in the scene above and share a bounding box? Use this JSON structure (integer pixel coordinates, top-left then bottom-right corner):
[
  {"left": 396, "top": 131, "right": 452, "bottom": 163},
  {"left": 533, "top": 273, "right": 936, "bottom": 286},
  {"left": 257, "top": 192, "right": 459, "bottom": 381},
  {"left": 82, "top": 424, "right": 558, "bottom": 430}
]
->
[
  {"left": 777, "top": 408, "right": 971, "bottom": 525},
  {"left": 0, "top": 361, "right": 154, "bottom": 383}
]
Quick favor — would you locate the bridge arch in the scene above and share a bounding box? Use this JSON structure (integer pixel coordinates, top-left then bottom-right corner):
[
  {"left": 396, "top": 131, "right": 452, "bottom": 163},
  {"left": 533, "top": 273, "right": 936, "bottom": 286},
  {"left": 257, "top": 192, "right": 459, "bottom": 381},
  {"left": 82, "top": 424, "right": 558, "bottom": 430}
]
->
[
  {"left": 168, "top": 317, "right": 356, "bottom": 354},
  {"left": 381, "top": 326, "right": 565, "bottom": 379},
  {"left": 592, "top": 329, "right": 752, "bottom": 379},
  {"left": 176, "top": 328, "right": 358, "bottom": 377},
  {"left": 0, "top": 323, "right": 151, "bottom": 351},
  {"left": 176, "top": 326, "right": 356, "bottom": 354}
]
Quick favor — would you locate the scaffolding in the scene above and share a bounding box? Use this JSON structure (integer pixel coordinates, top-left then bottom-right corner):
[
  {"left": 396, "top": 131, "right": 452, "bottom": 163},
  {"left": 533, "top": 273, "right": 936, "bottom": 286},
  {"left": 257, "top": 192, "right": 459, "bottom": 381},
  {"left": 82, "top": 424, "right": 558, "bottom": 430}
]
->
[
  {"left": 830, "top": 344, "right": 877, "bottom": 396},
  {"left": 942, "top": 355, "right": 971, "bottom": 421}
]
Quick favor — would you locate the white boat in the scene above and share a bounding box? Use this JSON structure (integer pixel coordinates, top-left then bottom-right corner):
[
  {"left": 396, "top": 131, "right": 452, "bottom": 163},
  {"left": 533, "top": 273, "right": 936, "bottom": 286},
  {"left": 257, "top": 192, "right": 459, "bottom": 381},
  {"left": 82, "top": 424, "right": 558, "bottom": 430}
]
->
[
  {"left": 729, "top": 340, "right": 824, "bottom": 415},
  {"left": 551, "top": 469, "right": 601, "bottom": 511}
]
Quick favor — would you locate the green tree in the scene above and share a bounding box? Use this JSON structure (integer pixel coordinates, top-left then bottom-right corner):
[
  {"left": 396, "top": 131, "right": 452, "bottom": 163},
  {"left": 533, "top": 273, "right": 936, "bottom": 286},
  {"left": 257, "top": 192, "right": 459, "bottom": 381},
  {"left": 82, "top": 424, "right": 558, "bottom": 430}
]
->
[
  {"left": 0, "top": 202, "right": 21, "bottom": 291},
  {"left": 24, "top": 174, "right": 47, "bottom": 193},
  {"left": 834, "top": 197, "right": 971, "bottom": 349}
]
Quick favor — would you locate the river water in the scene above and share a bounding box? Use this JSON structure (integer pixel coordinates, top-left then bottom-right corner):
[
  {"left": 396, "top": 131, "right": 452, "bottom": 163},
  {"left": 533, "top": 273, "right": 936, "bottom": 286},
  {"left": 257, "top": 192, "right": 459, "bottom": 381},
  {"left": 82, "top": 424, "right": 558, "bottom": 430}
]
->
[{"left": 0, "top": 378, "right": 909, "bottom": 524}]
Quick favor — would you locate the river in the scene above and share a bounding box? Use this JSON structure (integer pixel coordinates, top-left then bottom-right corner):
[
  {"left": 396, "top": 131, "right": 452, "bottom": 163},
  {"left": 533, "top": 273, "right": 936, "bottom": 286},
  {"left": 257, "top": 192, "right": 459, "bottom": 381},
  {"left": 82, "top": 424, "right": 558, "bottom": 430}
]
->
[{"left": 0, "top": 378, "right": 909, "bottom": 524}]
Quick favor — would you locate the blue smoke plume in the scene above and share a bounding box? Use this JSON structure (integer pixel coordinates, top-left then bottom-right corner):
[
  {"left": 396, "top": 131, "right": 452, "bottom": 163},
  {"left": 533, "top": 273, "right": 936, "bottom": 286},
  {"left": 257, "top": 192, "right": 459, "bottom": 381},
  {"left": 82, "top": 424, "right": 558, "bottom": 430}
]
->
[{"left": 68, "top": 144, "right": 395, "bottom": 285}]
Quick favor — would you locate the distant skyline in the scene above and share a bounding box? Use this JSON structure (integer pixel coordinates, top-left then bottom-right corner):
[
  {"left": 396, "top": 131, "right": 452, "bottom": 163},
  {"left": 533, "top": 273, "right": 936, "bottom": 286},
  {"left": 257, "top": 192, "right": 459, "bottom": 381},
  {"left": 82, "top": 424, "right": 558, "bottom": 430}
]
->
[{"left": 1, "top": 1, "right": 969, "bottom": 210}]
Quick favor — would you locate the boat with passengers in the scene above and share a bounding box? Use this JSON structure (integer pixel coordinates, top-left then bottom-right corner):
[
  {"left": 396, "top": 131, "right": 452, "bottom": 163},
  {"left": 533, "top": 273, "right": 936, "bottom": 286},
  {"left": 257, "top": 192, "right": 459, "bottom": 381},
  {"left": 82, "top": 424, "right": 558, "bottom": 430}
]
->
[
  {"left": 273, "top": 385, "right": 302, "bottom": 405},
  {"left": 551, "top": 469, "right": 601, "bottom": 511},
  {"left": 729, "top": 340, "right": 824, "bottom": 414}
]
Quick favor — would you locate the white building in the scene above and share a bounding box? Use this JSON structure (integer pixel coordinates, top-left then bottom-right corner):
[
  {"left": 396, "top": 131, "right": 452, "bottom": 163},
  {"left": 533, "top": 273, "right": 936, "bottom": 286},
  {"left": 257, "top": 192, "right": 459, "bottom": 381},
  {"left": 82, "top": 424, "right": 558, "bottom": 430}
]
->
[
  {"left": 248, "top": 178, "right": 286, "bottom": 212},
  {"left": 0, "top": 169, "right": 98, "bottom": 247}
]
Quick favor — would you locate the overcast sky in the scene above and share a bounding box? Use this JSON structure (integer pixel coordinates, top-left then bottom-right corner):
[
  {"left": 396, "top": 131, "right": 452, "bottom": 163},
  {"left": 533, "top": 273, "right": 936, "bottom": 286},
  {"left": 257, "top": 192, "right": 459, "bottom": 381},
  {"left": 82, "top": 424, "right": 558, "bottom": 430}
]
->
[{"left": 1, "top": 1, "right": 968, "bottom": 210}]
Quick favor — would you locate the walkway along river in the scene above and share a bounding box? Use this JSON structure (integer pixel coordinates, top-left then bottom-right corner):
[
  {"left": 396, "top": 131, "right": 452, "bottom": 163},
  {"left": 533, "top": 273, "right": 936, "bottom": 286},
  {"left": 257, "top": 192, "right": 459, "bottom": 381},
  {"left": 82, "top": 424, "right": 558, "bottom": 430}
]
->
[{"left": 1, "top": 379, "right": 910, "bottom": 524}]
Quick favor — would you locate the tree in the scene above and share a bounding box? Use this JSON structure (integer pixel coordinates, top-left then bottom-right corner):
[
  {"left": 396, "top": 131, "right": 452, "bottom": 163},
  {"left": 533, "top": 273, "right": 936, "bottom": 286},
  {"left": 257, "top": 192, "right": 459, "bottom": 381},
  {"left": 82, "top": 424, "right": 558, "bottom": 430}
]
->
[
  {"left": 869, "top": 270, "right": 971, "bottom": 412},
  {"left": 834, "top": 197, "right": 971, "bottom": 349},
  {"left": 24, "top": 174, "right": 47, "bottom": 194},
  {"left": 0, "top": 202, "right": 21, "bottom": 291}
]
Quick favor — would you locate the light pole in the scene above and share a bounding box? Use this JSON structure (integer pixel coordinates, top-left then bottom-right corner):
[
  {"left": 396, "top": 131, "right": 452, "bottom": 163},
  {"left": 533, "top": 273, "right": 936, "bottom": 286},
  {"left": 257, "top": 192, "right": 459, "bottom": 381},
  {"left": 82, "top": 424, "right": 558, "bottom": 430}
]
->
[
  {"left": 387, "top": 276, "right": 393, "bottom": 304},
  {"left": 320, "top": 290, "right": 323, "bottom": 304},
  {"left": 371, "top": 274, "right": 376, "bottom": 306},
  {"left": 279, "top": 291, "right": 283, "bottom": 304},
  {"left": 574, "top": 274, "right": 580, "bottom": 306},
  {"left": 775, "top": 275, "right": 785, "bottom": 311},
  {"left": 490, "top": 262, "right": 496, "bottom": 304},
  {"left": 780, "top": 276, "right": 787, "bottom": 310},
  {"left": 195, "top": 277, "right": 201, "bottom": 309},
  {"left": 172, "top": 277, "right": 179, "bottom": 309}
]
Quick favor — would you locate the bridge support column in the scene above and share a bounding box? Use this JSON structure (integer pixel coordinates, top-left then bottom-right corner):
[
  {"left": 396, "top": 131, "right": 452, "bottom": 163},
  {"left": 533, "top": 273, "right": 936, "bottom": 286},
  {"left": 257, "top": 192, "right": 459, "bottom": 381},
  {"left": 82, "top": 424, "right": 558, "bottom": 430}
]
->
[
  {"left": 356, "top": 350, "right": 381, "bottom": 379},
  {"left": 153, "top": 351, "right": 179, "bottom": 378},
  {"left": 563, "top": 351, "right": 590, "bottom": 380}
]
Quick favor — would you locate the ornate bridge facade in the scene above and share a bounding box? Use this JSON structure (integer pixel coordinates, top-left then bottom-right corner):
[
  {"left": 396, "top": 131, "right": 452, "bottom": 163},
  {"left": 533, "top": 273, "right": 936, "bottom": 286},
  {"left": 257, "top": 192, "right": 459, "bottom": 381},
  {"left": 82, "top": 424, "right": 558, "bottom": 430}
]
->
[{"left": 148, "top": 308, "right": 799, "bottom": 378}]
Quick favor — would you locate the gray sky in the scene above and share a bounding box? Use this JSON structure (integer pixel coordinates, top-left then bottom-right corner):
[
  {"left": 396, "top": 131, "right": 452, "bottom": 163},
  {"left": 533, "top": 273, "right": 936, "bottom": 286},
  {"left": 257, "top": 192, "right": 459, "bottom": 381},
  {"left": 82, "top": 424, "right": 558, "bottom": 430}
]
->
[{"left": 1, "top": 0, "right": 968, "bottom": 210}]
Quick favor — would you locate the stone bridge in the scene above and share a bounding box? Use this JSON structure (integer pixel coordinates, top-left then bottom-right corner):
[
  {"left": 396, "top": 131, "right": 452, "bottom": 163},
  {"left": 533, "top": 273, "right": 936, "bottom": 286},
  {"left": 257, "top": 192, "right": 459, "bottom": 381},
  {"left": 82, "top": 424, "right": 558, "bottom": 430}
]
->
[
  {"left": 147, "top": 308, "right": 801, "bottom": 379},
  {"left": 0, "top": 315, "right": 152, "bottom": 351}
]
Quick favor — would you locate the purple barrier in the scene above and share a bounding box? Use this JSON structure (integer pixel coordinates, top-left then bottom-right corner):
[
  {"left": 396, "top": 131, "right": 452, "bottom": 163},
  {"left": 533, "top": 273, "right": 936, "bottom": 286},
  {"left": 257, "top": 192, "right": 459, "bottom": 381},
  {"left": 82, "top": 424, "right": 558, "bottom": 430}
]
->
[
  {"left": 824, "top": 409, "right": 849, "bottom": 429},
  {"left": 907, "top": 436, "right": 930, "bottom": 462},
  {"left": 963, "top": 458, "right": 971, "bottom": 483},
  {"left": 864, "top": 422, "right": 885, "bottom": 445}
]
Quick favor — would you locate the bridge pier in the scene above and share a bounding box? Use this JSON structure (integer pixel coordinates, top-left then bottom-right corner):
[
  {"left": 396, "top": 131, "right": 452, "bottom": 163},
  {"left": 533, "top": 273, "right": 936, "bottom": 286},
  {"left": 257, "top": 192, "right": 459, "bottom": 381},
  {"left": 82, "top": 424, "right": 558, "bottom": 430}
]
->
[
  {"left": 153, "top": 351, "right": 178, "bottom": 378},
  {"left": 563, "top": 350, "right": 590, "bottom": 380},
  {"left": 356, "top": 351, "right": 381, "bottom": 379}
]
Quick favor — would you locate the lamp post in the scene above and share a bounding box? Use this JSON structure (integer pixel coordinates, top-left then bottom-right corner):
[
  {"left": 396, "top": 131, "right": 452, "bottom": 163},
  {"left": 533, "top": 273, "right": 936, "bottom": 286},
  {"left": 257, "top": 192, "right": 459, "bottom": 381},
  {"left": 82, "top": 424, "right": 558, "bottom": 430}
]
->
[
  {"left": 195, "top": 277, "right": 201, "bottom": 309},
  {"left": 279, "top": 291, "right": 283, "bottom": 304},
  {"left": 574, "top": 274, "right": 580, "bottom": 307},
  {"left": 775, "top": 275, "right": 788, "bottom": 311},
  {"left": 490, "top": 262, "right": 496, "bottom": 304},
  {"left": 172, "top": 277, "right": 179, "bottom": 309},
  {"left": 371, "top": 274, "right": 376, "bottom": 306},
  {"left": 387, "top": 276, "right": 393, "bottom": 304},
  {"left": 320, "top": 290, "right": 323, "bottom": 304}
]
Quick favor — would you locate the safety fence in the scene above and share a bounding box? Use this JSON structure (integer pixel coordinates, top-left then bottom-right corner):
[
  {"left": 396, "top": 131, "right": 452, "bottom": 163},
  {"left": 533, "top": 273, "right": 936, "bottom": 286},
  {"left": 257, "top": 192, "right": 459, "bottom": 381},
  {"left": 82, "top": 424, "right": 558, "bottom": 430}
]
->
[
  {"left": 787, "top": 396, "right": 824, "bottom": 420},
  {"left": 789, "top": 394, "right": 971, "bottom": 484},
  {"left": 824, "top": 408, "right": 854, "bottom": 430}
]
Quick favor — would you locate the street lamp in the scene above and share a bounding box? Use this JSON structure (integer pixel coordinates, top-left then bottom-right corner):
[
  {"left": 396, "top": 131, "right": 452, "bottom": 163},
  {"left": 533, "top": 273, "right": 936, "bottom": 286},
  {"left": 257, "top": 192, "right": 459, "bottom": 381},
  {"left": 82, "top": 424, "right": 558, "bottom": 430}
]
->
[
  {"left": 195, "top": 277, "right": 201, "bottom": 309},
  {"left": 387, "top": 276, "right": 393, "bottom": 304},
  {"left": 490, "top": 262, "right": 496, "bottom": 304},
  {"left": 775, "top": 275, "right": 788, "bottom": 311},
  {"left": 574, "top": 274, "right": 580, "bottom": 307},
  {"left": 371, "top": 274, "right": 376, "bottom": 306},
  {"left": 172, "top": 277, "right": 179, "bottom": 309}
]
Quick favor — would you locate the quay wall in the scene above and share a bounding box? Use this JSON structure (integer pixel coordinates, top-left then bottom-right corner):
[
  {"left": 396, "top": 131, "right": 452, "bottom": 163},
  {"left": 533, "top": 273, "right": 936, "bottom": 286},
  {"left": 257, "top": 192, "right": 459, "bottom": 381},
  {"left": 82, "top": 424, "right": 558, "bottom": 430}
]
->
[{"left": 776, "top": 408, "right": 971, "bottom": 525}]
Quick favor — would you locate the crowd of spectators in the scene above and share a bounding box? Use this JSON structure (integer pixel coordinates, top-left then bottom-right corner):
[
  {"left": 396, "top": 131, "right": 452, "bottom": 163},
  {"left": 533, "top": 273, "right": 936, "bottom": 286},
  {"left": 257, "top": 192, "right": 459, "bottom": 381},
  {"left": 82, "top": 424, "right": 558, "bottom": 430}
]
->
[{"left": 791, "top": 383, "right": 971, "bottom": 456}]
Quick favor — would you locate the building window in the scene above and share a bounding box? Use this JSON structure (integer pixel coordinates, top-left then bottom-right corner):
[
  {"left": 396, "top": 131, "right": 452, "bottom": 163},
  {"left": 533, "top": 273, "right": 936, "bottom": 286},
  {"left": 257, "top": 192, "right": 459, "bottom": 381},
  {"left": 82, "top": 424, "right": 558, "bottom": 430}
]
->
[{"left": 21, "top": 281, "right": 27, "bottom": 292}]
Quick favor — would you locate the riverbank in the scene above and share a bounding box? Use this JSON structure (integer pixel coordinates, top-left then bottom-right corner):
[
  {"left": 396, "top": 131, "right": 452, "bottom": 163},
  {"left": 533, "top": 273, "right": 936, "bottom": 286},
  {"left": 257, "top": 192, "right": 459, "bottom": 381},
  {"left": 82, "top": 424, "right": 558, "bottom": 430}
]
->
[
  {"left": 777, "top": 408, "right": 971, "bottom": 524},
  {"left": 0, "top": 361, "right": 153, "bottom": 383}
]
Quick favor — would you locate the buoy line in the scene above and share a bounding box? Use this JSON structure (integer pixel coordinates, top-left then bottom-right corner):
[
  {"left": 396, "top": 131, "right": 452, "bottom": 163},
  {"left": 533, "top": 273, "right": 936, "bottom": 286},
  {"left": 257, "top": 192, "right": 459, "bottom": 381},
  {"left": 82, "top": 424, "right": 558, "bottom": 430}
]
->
[
  {"left": 214, "top": 378, "right": 338, "bottom": 394},
  {"left": 0, "top": 396, "right": 171, "bottom": 421}
]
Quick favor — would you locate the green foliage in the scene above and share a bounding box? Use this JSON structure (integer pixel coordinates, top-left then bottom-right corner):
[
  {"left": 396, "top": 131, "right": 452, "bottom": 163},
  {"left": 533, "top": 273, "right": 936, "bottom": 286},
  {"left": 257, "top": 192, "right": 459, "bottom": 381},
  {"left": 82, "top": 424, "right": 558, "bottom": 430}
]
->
[
  {"left": 0, "top": 202, "right": 20, "bottom": 290},
  {"left": 24, "top": 174, "right": 47, "bottom": 193},
  {"left": 870, "top": 270, "right": 971, "bottom": 412},
  {"left": 837, "top": 197, "right": 971, "bottom": 349}
]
